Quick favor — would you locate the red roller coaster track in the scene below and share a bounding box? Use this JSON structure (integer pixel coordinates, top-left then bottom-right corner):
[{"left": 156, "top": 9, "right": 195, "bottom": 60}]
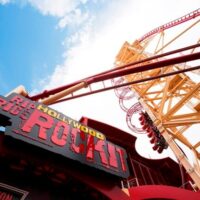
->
[
  {"left": 11, "top": 8, "right": 200, "bottom": 189},
  {"left": 138, "top": 8, "right": 200, "bottom": 42},
  {"left": 29, "top": 7, "right": 200, "bottom": 103},
  {"left": 29, "top": 43, "right": 200, "bottom": 103},
  {"left": 28, "top": 9, "right": 200, "bottom": 136}
]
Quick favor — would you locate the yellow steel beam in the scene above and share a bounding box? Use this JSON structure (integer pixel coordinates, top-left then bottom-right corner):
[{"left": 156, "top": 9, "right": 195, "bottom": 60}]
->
[
  {"left": 158, "top": 78, "right": 170, "bottom": 117},
  {"left": 162, "top": 130, "right": 200, "bottom": 189},
  {"left": 41, "top": 82, "right": 88, "bottom": 105},
  {"left": 155, "top": 18, "right": 200, "bottom": 54},
  {"left": 166, "top": 128, "right": 193, "bottom": 149},
  {"left": 163, "top": 119, "right": 200, "bottom": 127},
  {"left": 194, "top": 142, "right": 200, "bottom": 149},
  {"left": 170, "top": 113, "right": 200, "bottom": 120},
  {"left": 164, "top": 83, "right": 200, "bottom": 119}
]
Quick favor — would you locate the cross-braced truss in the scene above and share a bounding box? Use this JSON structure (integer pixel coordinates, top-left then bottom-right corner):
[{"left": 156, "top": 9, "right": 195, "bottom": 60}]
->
[{"left": 115, "top": 9, "right": 200, "bottom": 189}]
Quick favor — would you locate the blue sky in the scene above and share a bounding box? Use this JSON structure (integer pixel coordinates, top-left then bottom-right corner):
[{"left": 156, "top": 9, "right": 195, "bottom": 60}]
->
[
  {"left": 0, "top": 0, "right": 199, "bottom": 160},
  {"left": 0, "top": 3, "right": 64, "bottom": 93},
  {"left": 0, "top": 0, "right": 109, "bottom": 94},
  {"left": 1, "top": 0, "right": 199, "bottom": 95}
]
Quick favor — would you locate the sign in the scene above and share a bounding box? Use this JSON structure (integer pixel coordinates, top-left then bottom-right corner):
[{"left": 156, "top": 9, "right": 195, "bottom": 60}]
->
[
  {"left": 0, "top": 183, "right": 28, "bottom": 200},
  {"left": 0, "top": 93, "right": 130, "bottom": 178}
]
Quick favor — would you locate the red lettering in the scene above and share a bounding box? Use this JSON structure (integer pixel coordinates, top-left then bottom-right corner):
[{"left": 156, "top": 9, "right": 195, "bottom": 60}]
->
[
  {"left": 86, "top": 135, "right": 108, "bottom": 166},
  {"left": 51, "top": 121, "right": 69, "bottom": 146},
  {"left": 21, "top": 109, "right": 54, "bottom": 140},
  {"left": 71, "top": 128, "right": 85, "bottom": 154},
  {"left": 116, "top": 147, "right": 127, "bottom": 172},
  {"left": 27, "top": 103, "right": 35, "bottom": 110},
  {"left": 10, "top": 106, "right": 22, "bottom": 115},
  {"left": 0, "top": 192, "right": 13, "bottom": 200},
  {"left": 80, "top": 130, "right": 85, "bottom": 141},
  {"left": 0, "top": 192, "right": 5, "bottom": 200},
  {"left": 10, "top": 95, "right": 23, "bottom": 105},
  {"left": 2, "top": 103, "right": 14, "bottom": 112},
  {"left": 86, "top": 135, "right": 95, "bottom": 160},
  {"left": 95, "top": 140, "right": 108, "bottom": 166},
  {"left": 5, "top": 194, "right": 13, "bottom": 200},
  {"left": 107, "top": 142, "right": 118, "bottom": 168},
  {"left": 20, "top": 100, "right": 29, "bottom": 108},
  {"left": 0, "top": 97, "right": 7, "bottom": 107},
  {"left": 19, "top": 111, "right": 29, "bottom": 120}
]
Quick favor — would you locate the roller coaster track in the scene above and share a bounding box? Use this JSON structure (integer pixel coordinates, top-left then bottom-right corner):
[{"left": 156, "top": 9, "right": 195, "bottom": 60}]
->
[
  {"left": 25, "top": 8, "right": 200, "bottom": 190},
  {"left": 139, "top": 8, "right": 200, "bottom": 42},
  {"left": 29, "top": 43, "right": 200, "bottom": 103}
]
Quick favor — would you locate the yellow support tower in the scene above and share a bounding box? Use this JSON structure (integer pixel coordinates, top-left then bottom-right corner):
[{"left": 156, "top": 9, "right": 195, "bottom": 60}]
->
[{"left": 115, "top": 9, "right": 200, "bottom": 189}]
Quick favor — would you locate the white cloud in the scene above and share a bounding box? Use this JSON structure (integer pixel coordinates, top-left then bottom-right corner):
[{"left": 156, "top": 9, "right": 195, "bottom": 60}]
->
[
  {"left": 27, "top": 0, "right": 81, "bottom": 17},
  {"left": 1, "top": 0, "right": 89, "bottom": 22},
  {"left": 35, "top": 0, "right": 200, "bottom": 161},
  {"left": 27, "top": 0, "right": 92, "bottom": 32},
  {"left": 0, "top": 0, "right": 91, "bottom": 30},
  {"left": 1, "top": 0, "right": 199, "bottom": 162},
  {"left": 1, "top": 0, "right": 197, "bottom": 160},
  {"left": 0, "top": 0, "right": 11, "bottom": 4},
  {"left": 58, "top": 8, "right": 89, "bottom": 28}
]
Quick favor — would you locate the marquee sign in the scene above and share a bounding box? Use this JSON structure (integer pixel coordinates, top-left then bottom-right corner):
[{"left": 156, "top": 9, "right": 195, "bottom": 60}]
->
[
  {"left": 0, "top": 183, "right": 29, "bottom": 200},
  {"left": 0, "top": 93, "right": 130, "bottom": 178}
]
